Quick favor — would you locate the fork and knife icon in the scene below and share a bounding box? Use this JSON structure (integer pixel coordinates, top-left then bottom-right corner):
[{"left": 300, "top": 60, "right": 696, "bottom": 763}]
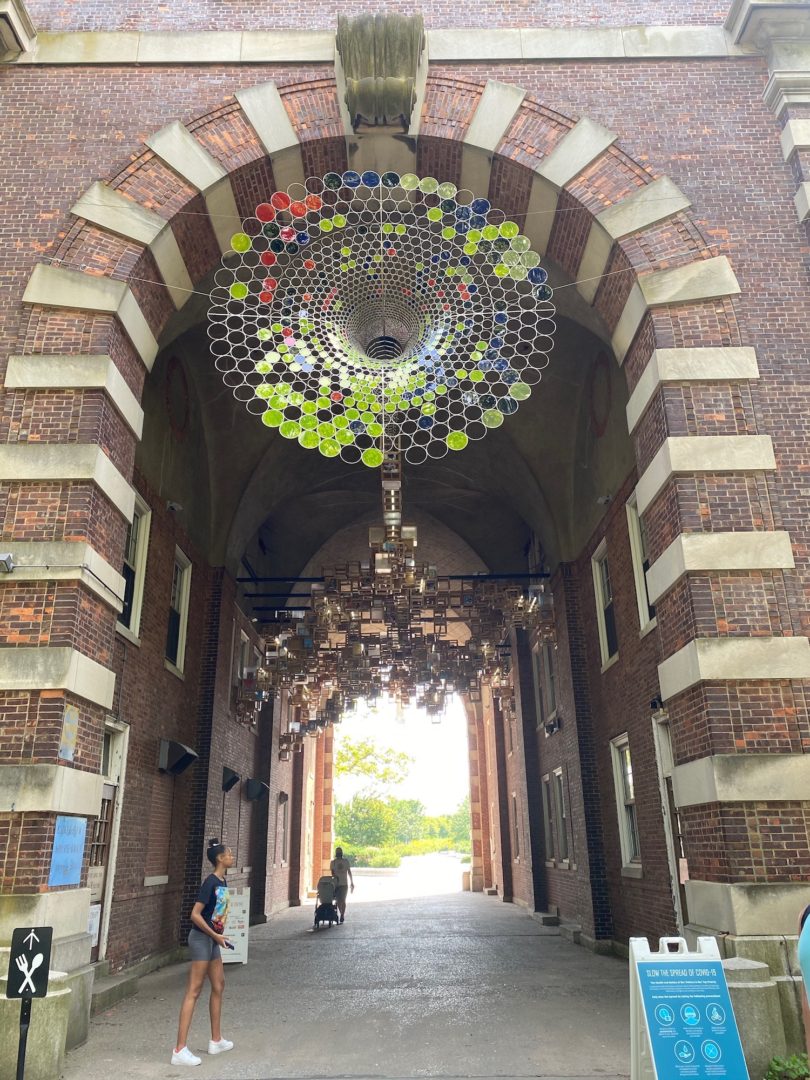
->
[{"left": 15, "top": 952, "right": 44, "bottom": 994}]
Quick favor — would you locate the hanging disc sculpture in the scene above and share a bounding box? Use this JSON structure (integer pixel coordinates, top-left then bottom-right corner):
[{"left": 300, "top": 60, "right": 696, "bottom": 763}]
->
[{"left": 208, "top": 171, "right": 556, "bottom": 467}]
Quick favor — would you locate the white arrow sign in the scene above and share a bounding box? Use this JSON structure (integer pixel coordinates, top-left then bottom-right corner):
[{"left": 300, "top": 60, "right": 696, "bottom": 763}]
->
[{"left": 23, "top": 929, "right": 39, "bottom": 951}]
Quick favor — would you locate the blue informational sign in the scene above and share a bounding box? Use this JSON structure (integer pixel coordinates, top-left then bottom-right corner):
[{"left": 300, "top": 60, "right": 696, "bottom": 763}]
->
[
  {"left": 48, "top": 815, "right": 87, "bottom": 887},
  {"left": 637, "top": 960, "right": 749, "bottom": 1079}
]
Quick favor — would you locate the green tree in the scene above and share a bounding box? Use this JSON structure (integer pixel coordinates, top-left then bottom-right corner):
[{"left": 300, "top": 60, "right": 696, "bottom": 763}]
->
[
  {"left": 334, "top": 737, "right": 413, "bottom": 794},
  {"left": 389, "top": 798, "right": 426, "bottom": 843},
  {"left": 335, "top": 796, "right": 399, "bottom": 846},
  {"left": 449, "top": 794, "right": 471, "bottom": 845}
]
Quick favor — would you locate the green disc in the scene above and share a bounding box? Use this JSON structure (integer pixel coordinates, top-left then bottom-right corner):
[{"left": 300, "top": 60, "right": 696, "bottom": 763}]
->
[
  {"left": 442, "top": 226, "right": 456, "bottom": 240},
  {"left": 438, "top": 182, "right": 458, "bottom": 199},
  {"left": 427, "top": 207, "right": 443, "bottom": 223},
  {"left": 229, "top": 282, "right": 249, "bottom": 300},
  {"left": 418, "top": 177, "right": 439, "bottom": 194},
  {"left": 319, "top": 439, "right": 340, "bottom": 458},
  {"left": 400, "top": 173, "right": 419, "bottom": 190},
  {"left": 361, "top": 447, "right": 384, "bottom": 468},
  {"left": 230, "top": 233, "right": 251, "bottom": 252},
  {"left": 446, "top": 431, "right": 469, "bottom": 452},
  {"left": 279, "top": 421, "right": 301, "bottom": 439},
  {"left": 482, "top": 409, "right": 504, "bottom": 428},
  {"left": 261, "top": 410, "right": 283, "bottom": 427},
  {"left": 509, "top": 383, "right": 531, "bottom": 400},
  {"left": 500, "top": 221, "right": 519, "bottom": 239},
  {"left": 298, "top": 430, "right": 320, "bottom": 450}
]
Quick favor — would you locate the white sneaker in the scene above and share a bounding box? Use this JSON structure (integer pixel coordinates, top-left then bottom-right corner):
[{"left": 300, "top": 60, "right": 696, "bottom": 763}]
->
[
  {"left": 208, "top": 1038, "right": 234, "bottom": 1055},
  {"left": 171, "top": 1046, "right": 201, "bottom": 1067}
]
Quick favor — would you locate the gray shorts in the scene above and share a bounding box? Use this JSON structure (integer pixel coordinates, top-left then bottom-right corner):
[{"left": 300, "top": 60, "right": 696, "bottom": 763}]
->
[{"left": 188, "top": 927, "right": 221, "bottom": 962}]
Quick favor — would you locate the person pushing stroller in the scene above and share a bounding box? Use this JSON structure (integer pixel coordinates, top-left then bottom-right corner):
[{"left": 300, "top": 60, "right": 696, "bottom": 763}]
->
[{"left": 331, "top": 847, "right": 354, "bottom": 924}]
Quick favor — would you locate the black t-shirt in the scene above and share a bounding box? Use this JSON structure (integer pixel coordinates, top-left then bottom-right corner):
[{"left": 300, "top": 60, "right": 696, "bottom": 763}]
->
[{"left": 196, "top": 873, "right": 230, "bottom": 934}]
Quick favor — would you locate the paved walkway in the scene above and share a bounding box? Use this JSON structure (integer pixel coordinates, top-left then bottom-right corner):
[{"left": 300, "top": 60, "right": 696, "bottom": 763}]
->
[{"left": 63, "top": 890, "right": 630, "bottom": 1080}]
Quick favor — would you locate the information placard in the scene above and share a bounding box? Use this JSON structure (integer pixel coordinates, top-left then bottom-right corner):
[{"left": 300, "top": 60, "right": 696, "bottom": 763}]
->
[
  {"left": 630, "top": 937, "right": 749, "bottom": 1080},
  {"left": 222, "top": 886, "right": 249, "bottom": 965}
]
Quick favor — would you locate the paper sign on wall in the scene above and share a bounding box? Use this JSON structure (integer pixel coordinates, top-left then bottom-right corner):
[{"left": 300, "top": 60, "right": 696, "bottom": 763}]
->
[
  {"left": 58, "top": 704, "right": 80, "bottom": 762},
  {"left": 48, "top": 816, "right": 87, "bottom": 887}
]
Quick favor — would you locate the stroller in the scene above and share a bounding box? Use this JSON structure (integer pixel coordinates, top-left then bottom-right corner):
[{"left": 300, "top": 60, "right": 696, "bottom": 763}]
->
[{"left": 313, "top": 875, "right": 340, "bottom": 929}]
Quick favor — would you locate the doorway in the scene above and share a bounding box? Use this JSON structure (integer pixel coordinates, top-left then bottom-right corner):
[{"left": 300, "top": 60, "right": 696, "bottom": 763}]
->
[{"left": 90, "top": 719, "right": 130, "bottom": 963}]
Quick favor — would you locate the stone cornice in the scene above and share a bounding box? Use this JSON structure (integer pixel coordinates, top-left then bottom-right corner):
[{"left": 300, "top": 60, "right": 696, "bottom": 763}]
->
[
  {"left": 8, "top": 26, "right": 761, "bottom": 65},
  {"left": 726, "top": 0, "right": 810, "bottom": 48}
]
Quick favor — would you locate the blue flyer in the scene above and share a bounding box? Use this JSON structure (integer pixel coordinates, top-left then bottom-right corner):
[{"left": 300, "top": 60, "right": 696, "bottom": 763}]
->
[{"left": 637, "top": 960, "right": 749, "bottom": 1079}]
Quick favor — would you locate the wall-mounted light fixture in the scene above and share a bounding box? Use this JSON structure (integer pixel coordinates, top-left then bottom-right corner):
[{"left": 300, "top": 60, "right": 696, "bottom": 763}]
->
[
  {"left": 222, "top": 767, "right": 240, "bottom": 793},
  {"left": 158, "top": 738, "right": 197, "bottom": 775},
  {"left": 0, "top": 553, "right": 14, "bottom": 573},
  {"left": 245, "top": 779, "right": 269, "bottom": 801}
]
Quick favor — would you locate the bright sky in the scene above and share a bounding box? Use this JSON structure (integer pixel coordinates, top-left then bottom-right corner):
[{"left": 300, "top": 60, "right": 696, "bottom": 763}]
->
[{"left": 333, "top": 694, "right": 470, "bottom": 815}]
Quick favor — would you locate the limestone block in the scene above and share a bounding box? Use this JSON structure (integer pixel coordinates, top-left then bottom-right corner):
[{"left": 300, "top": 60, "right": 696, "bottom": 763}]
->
[
  {"left": 3, "top": 539, "right": 125, "bottom": 611},
  {"left": 626, "top": 346, "right": 759, "bottom": 432},
  {"left": 22, "top": 31, "right": 139, "bottom": 63},
  {"left": 623, "top": 25, "right": 731, "bottom": 58},
  {"left": 724, "top": 957, "right": 787, "bottom": 1079},
  {"left": 22, "top": 264, "right": 158, "bottom": 370},
  {"left": 426, "top": 28, "right": 522, "bottom": 60},
  {"left": 239, "top": 30, "right": 334, "bottom": 62},
  {"left": 687, "top": 882, "right": 810, "bottom": 938},
  {"left": 537, "top": 117, "right": 617, "bottom": 191},
  {"left": 5, "top": 354, "right": 144, "bottom": 437},
  {"left": 235, "top": 82, "right": 304, "bottom": 191},
  {"left": 646, "top": 529, "right": 794, "bottom": 604},
  {"left": 463, "top": 80, "right": 526, "bottom": 153},
  {"left": 0, "top": 646, "right": 116, "bottom": 709},
  {"left": 672, "top": 752, "right": 810, "bottom": 807},
  {"left": 0, "top": 442, "right": 135, "bottom": 521},
  {"left": 0, "top": 764, "right": 104, "bottom": 815},
  {"left": 0, "top": 890, "right": 91, "bottom": 945},
  {"left": 658, "top": 635, "right": 810, "bottom": 701},
  {"left": 137, "top": 30, "right": 241, "bottom": 62},
  {"left": 145, "top": 120, "right": 225, "bottom": 193},
  {"left": 780, "top": 118, "right": 810, "bottom": 158},
  {"left": 795, "top": 181, "right": 810, "bottom": 223},
  {"left": 0, "top": 972, "right": 71, "bottom": 1080},
  {"left": 204, "top": 178, "right": 243, "bottom": 255},
  {"left": 520, "top": 27, "right": 624, "bottom": 59},
  {"left": 635, "top": 434, "right": 776, "bottom": 516},
  {"left": 61, "top": 963, "right": 94, "bottom": 1049}
]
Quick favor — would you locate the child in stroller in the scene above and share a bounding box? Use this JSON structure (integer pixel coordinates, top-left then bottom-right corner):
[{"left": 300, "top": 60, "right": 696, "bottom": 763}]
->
[{"left": 313, "top": 875, "right": 340, "bottom": 928}]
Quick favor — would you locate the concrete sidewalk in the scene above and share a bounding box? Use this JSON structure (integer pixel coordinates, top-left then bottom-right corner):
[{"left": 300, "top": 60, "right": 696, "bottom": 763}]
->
[{"left": 62, "top": 891, "right": 630, "bottom": 1080}]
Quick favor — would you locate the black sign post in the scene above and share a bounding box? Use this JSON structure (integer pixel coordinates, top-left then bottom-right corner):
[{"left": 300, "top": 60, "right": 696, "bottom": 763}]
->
[{"left": 5, "top": 926, "right": 53, "bottom": 1080}]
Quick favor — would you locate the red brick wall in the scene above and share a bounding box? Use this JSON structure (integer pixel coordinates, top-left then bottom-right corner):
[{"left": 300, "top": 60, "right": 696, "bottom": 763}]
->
[{"left": 24, "top": 0, "right": 732, "bottom": 32}]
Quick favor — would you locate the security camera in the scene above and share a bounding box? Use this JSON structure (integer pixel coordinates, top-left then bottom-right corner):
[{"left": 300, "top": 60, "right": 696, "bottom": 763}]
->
[
  {"left": 650, "top": 696, "right": 664, "bottom": 712},
  {"left": 166, "top": 501, "right": 183, "bottom": 513}
]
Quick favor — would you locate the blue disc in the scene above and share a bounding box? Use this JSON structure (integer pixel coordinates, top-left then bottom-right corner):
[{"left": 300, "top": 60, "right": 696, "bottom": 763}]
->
[
  {"left": 324, "top": 172, "right": 342, "bottom": 190},
  {"left": 528, "top": 266, "right": 548, "bottom": 285},
  {"left": 361, "top": 171, "right": 381, "bottom": 187},
  {"left": 418, "top": 416, "right": 434, "bottom": 429},
  {"left": 296, "top": 232, "right": 310, "bottom": 245},
  {"left": 494, "top": 312, "right": 507, "bottom": 324},
  {"left": 349, "top": 420, "right": 365, "bottom": 434},
  {"left": 534, "top": 284, "right": 553, "bottom": 301},
  {"left": 471, "top": 198, "right": 490, "bottom": 215},
  {"left": 470, "top": 215, "right": 487, "bottom": 229},
  {"left": 498, "top": 397, "right": 519, "bottom": 414},
  {"left": 343, "top": 171, "right": 362, "bottom": 188},
  {"left": 381, "top": 172, "right": 400, "bottom": 187}
]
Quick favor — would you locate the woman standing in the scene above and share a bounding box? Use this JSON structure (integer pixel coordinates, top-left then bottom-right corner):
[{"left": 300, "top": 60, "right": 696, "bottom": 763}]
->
[
  {"left": 800, "top": 902, "right": 810, "bottom": 1058},
  {"left": 172, "top": 838, "right": 236, "bottom": 1067}
]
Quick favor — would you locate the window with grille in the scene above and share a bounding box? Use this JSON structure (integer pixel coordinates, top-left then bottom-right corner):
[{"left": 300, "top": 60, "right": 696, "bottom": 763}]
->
[{"left": 541, "top": 774, "right": 555, "bottom": 861}]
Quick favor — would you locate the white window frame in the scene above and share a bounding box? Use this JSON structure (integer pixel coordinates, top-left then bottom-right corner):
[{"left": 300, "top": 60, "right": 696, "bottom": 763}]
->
[
  {"left": 532, "top": 642, "right": 558, "bottom": 731},
  {"left": 116, "top": 494, "right": 151, "bottom": 645},
  {"left": 591, "top": 539, "right": 619, "bottom": 671},
  {"left": 165, "top": 547, "right": 192, "bottom": 677},
  {"left": 610, "top": 733, "right": 643, "bottom": 877},
  {"left": 552, "top": 767, "right": 569, "bottom": 864},
  {"left": 511, "top": 792, "right": 520, "bottom": 860},
  {"left": 626, "top": 492, "right": 657, "bottom": 637}
]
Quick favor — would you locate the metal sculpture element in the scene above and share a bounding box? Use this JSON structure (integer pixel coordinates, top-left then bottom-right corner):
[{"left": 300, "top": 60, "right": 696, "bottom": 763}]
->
[
  {"left": 208, "top": 170, "right": 555, "bottom": 467},
  {"left": 336, "top": 13, "right": 425, "bottom": 130}
]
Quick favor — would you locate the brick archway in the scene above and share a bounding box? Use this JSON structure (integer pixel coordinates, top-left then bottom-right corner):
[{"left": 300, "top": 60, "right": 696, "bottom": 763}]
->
[{"left": 2, "top": 71, "right": 808, "bottom": 983}]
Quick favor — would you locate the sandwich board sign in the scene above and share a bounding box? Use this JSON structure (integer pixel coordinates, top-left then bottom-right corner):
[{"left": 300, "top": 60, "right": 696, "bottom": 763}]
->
[
  {"left": 630, "top": 936, "right": 749, "bottom": 1080},
  {"left": 222, "top": 886, "right": 249, "bottom": 965}
]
